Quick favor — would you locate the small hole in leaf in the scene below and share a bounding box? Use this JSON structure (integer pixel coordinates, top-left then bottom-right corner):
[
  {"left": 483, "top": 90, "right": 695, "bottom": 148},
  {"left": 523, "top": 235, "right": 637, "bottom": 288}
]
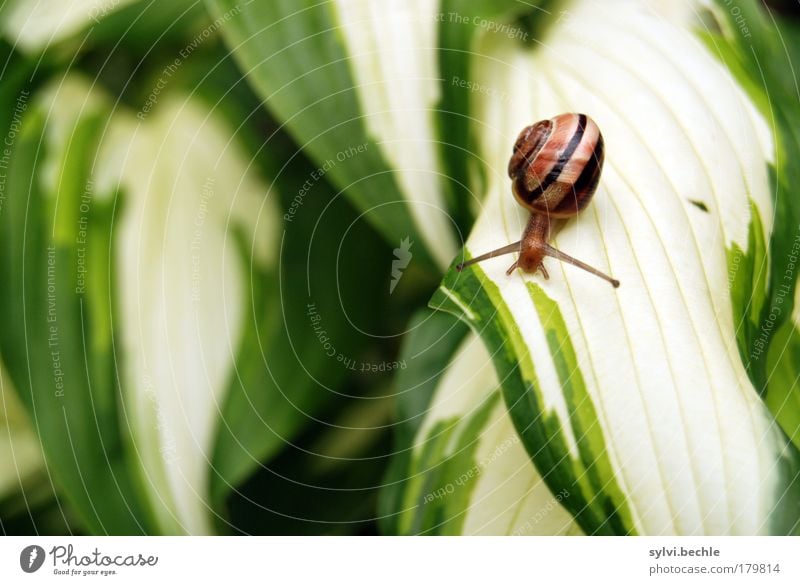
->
[{"left": 689, "top": 199, "right": 709, "bottom": 213}]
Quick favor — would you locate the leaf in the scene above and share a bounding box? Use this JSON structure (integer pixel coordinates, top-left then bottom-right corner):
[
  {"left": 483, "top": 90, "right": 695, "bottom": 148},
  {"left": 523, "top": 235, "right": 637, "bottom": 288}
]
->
[
  {"left": 0, "top": 0, "right": 139, "bottom": 51},
  {"left": 0, "top": 76, "right": 153, "bottom": 534},
  {"left": 0, "top": 69, "right": 285, "bottom": 534},
  {"left": 224, "top": 384, "right": 394, "bottom": 535},
  {"left": 179, "top": 48, "right": 400, "bottom": 515},
  {"left": 206, "top": 0, "right": 457, "bottom": 269},
  {"left": 384, "top": 312, "right": 581, "bottom": 535},
  {"left": 0, "top": 46, "right": 399, "bottom": 533},
  {"left": 0, "top": 364, "right": 46, "bottom": 502},
  {"left": 767, "top": 301, "right": 800, "bottom": 449},
  {"left": 698, "top": 1, "right": 800, "bottom": 402},
  {"left": 80, "top": 0, "right": 209, "bottom": 51},
  {"left": 378, "top": 308, "right": 469, "bottom": 534},
  {"left": 209, "top": 143, "right": 392, "bottom": 512},
  {"left": 89, "top": 87, "right": 278, "bottom": 535},
  {"left": 431, "top": 0, "right": 800, "bottom": 534},
  {"left": 436, "top": 0, "right": 550, "bottom": 232}
]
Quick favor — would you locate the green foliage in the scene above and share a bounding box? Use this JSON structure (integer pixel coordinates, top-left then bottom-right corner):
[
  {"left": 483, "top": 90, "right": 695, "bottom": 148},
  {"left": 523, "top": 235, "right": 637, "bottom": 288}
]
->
[
  {"left": 702, "top": 0, "right": 800, "bottom": 441},
  {"left": 0, "top": 89, "right": 152, "bottom": 534},
  {"left": 206, "top": 0, "right": 439, "bottom": 267},
  {"left": 378, "top": 309, "right": 469, "bottom": 534}
]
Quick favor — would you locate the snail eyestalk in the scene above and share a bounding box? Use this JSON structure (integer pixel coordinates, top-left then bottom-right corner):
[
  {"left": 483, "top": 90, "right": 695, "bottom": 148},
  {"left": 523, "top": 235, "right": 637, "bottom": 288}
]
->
[
  {"left": 456, "top": 241, "right": 521, "bottom": 272},
  {"left": 542, "top": 244, "right": 620, "bottom": 288}
]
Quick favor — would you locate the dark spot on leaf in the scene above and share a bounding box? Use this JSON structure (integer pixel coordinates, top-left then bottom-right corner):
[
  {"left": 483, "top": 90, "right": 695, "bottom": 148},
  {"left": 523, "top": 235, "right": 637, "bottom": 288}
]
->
[
  {"left": 697, "top": 7, "right": 723, "bottom": 35},
  {"left": 689, "top": 199, "right": 709, "bottom": 213}
]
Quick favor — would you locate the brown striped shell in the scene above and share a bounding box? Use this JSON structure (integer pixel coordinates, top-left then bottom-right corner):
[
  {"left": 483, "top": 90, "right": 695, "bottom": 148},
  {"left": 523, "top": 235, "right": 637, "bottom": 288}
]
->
[{"left": 508, "top": 113, "right": 604, "bottom": 219}]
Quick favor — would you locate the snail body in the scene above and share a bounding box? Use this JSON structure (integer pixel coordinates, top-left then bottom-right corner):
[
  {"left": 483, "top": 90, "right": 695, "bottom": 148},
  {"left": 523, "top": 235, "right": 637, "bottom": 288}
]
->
[{"left": 457, "top": 113, "right": 619, "bottom": 288}]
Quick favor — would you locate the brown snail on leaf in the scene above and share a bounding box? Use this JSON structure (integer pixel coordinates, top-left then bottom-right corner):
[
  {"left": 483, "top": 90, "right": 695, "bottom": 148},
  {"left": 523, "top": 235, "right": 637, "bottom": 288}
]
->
[{"left": 457, "top": 113, "right": 620, "bottom": 288}]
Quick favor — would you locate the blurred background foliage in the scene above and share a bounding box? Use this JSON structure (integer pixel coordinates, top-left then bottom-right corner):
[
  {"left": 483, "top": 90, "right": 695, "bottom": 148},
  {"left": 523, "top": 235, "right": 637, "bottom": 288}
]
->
[{"left": 0, "top": 0, "right": 422, "bottom": 535}]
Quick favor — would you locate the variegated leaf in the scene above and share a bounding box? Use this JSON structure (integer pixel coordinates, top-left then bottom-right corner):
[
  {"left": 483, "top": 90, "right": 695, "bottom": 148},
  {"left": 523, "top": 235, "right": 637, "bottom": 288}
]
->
[
  {"left": 208, "top": 0, "right": 458, "bottom": 269},
  {"left": 0, "top": 0, "right": 137, "bottom": 50},
  {"left": 0, "top": 74, "right": 278, "bottom": 534},
  {"left": 94, "top": 87, "right": 277, "bottom": 534},
  {"left": 390, "top": 317, "right": 582, "bottom": 535},
  {"left": 0, "top": 75, "right": 153, "bottom": 533}
]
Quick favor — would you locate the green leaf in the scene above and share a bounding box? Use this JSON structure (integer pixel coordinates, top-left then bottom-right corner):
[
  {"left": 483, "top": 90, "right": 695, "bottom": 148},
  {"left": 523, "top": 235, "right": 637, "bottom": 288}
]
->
[
  {"left": 80, "top": 0, "right": 209, "bottom": 51},
  {"left": 206, "top": 0, "right": 457, "bottom": 269},
  {"left": 0, "top": 364, "right": 46, "bottom": 503},
  {"left": 378, "top": 308, "right": 469, "bottom": 534},
  {"left": 0, "top": 77, "right": 152, "bottom": 534},
  {"left": 0, "top": 51, "right": 399, "bottom": 533},
  {"left": 431, "top": 0, "right": 800, "bottom": 534},
  {"left": 209, "top": 145, "right": 392, "bottom": 511},
  {"left": 187, "top": 50, "right": 399, "bottom": 515},
  {"left": 224, "top": 383, "right": 394, "bottom": 535},
  {"left": 767, "top": 313, "right": 800, "bottom": 449}
]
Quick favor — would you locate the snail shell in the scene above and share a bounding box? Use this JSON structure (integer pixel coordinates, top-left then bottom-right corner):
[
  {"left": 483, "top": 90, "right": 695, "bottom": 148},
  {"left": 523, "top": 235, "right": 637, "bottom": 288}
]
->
[{"left": 508, "top": 113, "right": 604, "bottom": 219}]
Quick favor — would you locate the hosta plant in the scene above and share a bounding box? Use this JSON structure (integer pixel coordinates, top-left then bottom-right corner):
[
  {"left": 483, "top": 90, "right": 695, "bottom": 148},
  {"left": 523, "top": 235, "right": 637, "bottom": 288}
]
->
[{"left": 1, "top": 0, "right": 800, "bottom": 536}]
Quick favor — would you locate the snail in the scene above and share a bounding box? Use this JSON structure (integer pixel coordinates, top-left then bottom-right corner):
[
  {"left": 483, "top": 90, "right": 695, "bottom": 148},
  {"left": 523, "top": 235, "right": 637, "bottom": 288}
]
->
[{"left": 456, "top": 113, "right": 620, "bottom": 288}]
